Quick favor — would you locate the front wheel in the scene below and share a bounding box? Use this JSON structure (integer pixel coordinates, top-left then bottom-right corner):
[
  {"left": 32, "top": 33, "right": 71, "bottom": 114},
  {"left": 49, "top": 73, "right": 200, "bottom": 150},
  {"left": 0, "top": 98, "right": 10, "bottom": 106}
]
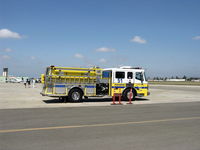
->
[
  {"left": 123, "top": 88, "right": 136, "bottom": 101},
  {"left": 68, "top": 89, "right": 83, "bottom": 102}
]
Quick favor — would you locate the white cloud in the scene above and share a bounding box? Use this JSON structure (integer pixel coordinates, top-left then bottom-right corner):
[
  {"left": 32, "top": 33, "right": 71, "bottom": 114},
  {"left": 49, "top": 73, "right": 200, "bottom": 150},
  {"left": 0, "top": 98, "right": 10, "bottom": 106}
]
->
[
  {"left": 96, "top": 47, "right": 116, "bottom": 52},
  {"left": 0, "top": 29, "right": 22, "bottom": 39},
  {"left": 2, "top": 48, "right": 13, "bottom": 52},
  {"left": 74, "top": 53, "right": 84, "bottom": 59},
  {"left": 130, "top": 36, "right": 147, "bottom": 44},
  {"left": 192, "top": 36, "right": 200, "bottom": 40},
  {"left": 99, "top": 58, "right": 107, "bottom": 63}
]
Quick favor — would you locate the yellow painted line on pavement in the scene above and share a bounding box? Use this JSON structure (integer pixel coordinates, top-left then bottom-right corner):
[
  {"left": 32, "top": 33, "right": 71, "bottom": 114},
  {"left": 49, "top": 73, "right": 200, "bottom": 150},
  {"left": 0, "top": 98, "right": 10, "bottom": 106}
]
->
[{"left": 1, "top": 116, "right": 200, "bottom": 133}]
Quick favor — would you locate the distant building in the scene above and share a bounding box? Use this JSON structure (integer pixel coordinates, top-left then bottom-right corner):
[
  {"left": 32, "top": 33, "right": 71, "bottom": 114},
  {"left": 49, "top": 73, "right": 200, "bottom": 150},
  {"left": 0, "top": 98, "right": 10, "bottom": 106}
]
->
[
  {"left": 166, "top": 79, "right": 186, "bottom": 82},
  {"left": 1, "top": 68, "right": 8, "bottom": 83},
  {"left": 191, "top": 79, "right": 200, "bottom": 82},
  {"left": 2, "top": 68, "right": 8, "bottom": 77}
]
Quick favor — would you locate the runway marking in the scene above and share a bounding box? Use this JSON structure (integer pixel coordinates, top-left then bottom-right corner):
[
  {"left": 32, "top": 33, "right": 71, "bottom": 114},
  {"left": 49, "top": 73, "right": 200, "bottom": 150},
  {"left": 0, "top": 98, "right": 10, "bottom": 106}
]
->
[{"left": 1, "top": 116, "right": 200, "bottom": 133}]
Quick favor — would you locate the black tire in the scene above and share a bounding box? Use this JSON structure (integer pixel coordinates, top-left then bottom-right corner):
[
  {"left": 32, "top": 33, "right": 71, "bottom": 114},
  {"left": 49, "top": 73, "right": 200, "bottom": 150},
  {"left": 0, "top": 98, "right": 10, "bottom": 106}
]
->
[
  {"left": 122, "top": 88, "right": 136, "bottom": 101},
  {"left": 68, "top": 88, "right": 83, "bottom": 102}
]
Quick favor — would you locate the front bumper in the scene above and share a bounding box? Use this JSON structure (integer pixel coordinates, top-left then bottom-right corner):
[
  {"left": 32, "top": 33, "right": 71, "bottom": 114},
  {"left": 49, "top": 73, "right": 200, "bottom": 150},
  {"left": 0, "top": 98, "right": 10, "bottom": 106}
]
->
[{"left": 137, "top": 92, "right": 150, "bottom": 97}]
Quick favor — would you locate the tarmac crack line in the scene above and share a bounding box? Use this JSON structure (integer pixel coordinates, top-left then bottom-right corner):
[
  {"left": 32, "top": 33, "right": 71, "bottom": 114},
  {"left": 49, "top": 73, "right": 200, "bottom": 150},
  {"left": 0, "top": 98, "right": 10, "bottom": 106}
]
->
[{"left": 1, "top": 116, "right": 200, "bottom": 133}]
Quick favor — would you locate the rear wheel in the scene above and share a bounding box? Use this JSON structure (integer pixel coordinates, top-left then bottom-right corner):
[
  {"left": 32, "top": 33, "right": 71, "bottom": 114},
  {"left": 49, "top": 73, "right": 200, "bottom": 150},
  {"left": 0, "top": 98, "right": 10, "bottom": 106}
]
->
[
  {"left": 68, "top": 89, "right": 83, "bottom": 102},
  {"left": 123, "top": 88, "right": 136, "bottom": 101}
]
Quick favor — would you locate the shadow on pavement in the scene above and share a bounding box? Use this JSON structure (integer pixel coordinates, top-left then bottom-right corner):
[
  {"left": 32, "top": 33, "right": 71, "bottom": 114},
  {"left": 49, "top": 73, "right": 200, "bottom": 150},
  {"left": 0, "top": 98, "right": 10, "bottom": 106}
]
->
[
  {"left": 43, "top": 97, "right": 149, "bottom": 104},
  {"left": 43, "top": 99, "right": 64, "bottom": 103},
  {"left": 135, "top": 98, "right": 149, "bottom": 101},
  {"left": 84, "top": 98, "right": 112, "bottom": 102}
]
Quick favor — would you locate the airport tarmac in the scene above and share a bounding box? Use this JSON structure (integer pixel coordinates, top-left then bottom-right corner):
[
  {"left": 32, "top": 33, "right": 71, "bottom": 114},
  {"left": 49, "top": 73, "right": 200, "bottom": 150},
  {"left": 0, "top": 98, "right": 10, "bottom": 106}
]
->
[
  {"left": 0, "top": 83, "right": 200, "bottom": 109},
  {"left": 1, "top": 102, "right": 200, "bottom": 150}
]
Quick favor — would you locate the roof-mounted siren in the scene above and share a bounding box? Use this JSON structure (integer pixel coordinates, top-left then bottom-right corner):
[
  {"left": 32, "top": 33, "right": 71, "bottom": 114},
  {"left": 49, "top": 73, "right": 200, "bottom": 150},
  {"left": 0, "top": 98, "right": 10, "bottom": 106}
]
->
[
  {"left": 119, "top": 66, "right": 142, "bottom": 69},
  {"left": 119, "top": 66, "right": 134, "bottom": 69},
  {"left": 133, "top": 67, "right": 142, "bottom": 69}
]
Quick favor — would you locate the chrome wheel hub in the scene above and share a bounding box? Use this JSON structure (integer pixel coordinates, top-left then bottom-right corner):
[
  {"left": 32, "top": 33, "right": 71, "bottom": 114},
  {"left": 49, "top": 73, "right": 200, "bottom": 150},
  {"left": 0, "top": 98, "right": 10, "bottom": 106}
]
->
[{"left": 72, "top": 92, "right": 80, "bottom": 100}]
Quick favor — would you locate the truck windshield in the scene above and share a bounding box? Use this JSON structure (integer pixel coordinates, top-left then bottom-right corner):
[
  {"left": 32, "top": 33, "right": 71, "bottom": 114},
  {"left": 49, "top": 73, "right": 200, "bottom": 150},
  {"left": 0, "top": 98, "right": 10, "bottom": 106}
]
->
[{"left": 135, "top": 72, "right": 143, "bottom": 81}]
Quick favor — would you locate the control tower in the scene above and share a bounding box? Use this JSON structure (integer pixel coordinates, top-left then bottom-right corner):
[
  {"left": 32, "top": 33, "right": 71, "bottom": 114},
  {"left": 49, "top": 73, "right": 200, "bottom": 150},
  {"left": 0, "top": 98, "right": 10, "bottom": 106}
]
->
[{"left": 2, "top": 68, "right": 8, "bottom": 77}]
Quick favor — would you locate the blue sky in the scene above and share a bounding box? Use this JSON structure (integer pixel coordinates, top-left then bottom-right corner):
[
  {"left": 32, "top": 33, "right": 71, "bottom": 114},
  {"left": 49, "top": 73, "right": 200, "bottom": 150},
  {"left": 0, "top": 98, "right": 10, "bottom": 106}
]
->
[{"left": 0, "top": 0, "right": 200, "bottom": 77}]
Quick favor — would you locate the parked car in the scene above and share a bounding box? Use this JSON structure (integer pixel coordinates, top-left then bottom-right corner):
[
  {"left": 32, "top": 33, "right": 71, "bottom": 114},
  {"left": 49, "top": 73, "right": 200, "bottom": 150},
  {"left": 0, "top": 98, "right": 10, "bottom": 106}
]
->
[{"left": 7, "top": 78, "right": 22, "bottom": 83}]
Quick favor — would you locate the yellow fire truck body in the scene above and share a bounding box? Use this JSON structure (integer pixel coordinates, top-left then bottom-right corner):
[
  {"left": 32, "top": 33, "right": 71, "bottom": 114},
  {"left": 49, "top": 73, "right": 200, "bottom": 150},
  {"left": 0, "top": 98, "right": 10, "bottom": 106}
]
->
[{"left": 41, "top": 66, "right": 150, "bottom": 102}]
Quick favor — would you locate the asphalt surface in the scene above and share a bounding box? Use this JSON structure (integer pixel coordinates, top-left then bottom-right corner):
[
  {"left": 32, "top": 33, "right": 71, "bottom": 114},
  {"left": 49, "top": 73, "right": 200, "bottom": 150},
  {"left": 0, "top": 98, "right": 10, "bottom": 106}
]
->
[{"left": 1, "top": 102, "right": 200, "bottom": 150}]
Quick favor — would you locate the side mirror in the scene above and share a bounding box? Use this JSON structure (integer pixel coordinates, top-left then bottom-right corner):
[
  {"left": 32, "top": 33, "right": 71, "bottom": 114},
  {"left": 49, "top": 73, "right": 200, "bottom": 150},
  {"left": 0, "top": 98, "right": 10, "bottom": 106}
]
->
[{"left": 141, "top": 74, "right": 144, "bottom": 84}]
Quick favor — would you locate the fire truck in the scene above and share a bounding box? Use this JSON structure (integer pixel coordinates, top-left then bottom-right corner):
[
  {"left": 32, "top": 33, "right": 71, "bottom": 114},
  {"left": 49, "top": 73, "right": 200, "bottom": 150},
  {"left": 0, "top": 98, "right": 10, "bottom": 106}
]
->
[{"left": 41, "top": 66, "right": 150, "bottom": 102}]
